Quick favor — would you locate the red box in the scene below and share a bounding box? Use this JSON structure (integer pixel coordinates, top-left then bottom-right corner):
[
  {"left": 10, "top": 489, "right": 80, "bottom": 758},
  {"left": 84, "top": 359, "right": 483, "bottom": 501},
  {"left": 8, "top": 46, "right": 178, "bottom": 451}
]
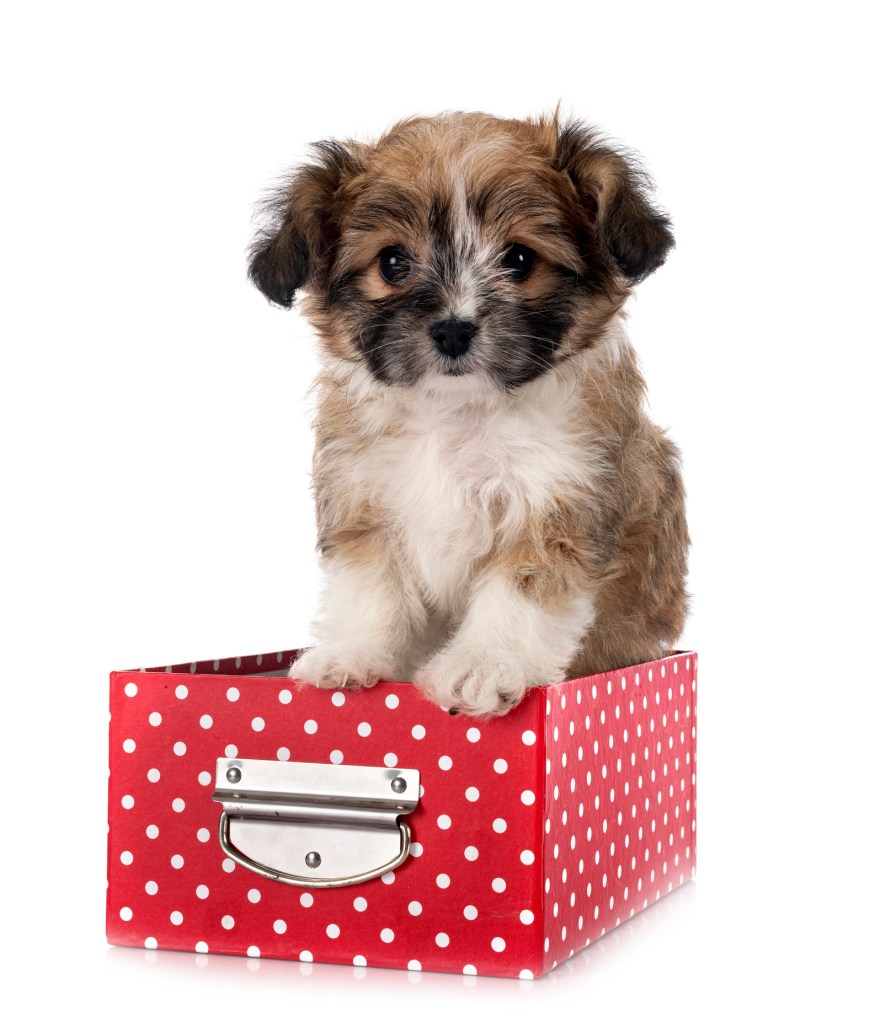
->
[{"left": 106, "top": 649, "right": 697, "bottom": 979}]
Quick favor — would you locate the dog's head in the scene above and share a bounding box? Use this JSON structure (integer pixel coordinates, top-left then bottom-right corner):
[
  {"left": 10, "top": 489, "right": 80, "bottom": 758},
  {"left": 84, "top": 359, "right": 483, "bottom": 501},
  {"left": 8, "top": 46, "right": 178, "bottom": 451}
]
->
[{"left": 250, "top": 112, "right": 673, "bottom": 394}]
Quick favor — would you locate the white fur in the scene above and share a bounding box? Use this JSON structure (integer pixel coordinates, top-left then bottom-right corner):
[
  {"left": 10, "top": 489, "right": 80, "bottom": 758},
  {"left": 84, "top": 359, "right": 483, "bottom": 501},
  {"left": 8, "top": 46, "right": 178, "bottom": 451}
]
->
[{"left": 293, "top": 327, "right": 630, "bottom": 714}]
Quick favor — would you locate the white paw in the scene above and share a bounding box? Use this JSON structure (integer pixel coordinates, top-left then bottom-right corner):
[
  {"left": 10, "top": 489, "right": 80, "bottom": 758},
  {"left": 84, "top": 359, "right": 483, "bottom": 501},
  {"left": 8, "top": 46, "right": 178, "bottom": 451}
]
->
[
  {"left": 288, "top": 644, "right": 393, "bottom": 690},
  {"left": 413, "top": 648, "right": 537, "bottom": 717}
]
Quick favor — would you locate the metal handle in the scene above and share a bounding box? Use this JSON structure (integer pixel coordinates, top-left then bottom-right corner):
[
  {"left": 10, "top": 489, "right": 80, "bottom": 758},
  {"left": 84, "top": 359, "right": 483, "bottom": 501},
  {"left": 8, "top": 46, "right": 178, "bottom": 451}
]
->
[
  {"left": 217, "top": 811, "right": 412, "bottom": 888},
  {"left": 211, "top": 758, "right": 420, "bottom": 889}
]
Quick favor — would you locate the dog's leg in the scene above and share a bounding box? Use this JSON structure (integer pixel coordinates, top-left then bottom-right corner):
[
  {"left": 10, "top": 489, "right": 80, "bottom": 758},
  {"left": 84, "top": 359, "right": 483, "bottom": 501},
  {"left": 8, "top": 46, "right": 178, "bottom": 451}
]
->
[
  {"left": 414, "top": 567, "right": 595, "bottom": 717},
  {"left": 290, "top": 552, "right": 427, "bottom": 689}
]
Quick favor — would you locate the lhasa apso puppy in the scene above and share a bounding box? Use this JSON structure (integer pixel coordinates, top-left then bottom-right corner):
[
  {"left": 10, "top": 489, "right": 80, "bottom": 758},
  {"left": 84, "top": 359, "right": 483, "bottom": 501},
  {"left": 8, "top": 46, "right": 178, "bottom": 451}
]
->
[{"left": 250, "top": 111, "right": 689, "bottom": 716}]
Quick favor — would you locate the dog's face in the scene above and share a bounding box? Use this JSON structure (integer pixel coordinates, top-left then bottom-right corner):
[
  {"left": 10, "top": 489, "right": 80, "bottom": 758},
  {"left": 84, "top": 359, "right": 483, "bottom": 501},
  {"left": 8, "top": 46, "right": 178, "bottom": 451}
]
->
[{"left": 250, "top": 113, "right": 673, "bottom": 394}]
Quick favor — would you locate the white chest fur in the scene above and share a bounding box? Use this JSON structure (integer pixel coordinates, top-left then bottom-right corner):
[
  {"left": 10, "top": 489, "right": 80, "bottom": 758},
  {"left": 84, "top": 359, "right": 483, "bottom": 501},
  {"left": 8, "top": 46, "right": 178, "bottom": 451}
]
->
[{"left": 348, "top": 362, "right": 608, "bottom": 613}]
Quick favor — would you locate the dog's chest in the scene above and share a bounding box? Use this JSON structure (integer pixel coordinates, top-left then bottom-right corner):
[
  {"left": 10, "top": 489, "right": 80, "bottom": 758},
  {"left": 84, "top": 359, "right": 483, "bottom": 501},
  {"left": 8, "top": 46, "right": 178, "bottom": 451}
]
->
[{"left": 367, "top": 400, "right": 589, "bottom": 606}]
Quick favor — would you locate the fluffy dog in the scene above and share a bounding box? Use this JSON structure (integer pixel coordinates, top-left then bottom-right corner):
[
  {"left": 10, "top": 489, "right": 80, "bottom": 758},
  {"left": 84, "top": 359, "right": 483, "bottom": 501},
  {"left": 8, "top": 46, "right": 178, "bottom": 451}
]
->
[{"left": 249, "top": 111, "right": 689, "bottom": 716}]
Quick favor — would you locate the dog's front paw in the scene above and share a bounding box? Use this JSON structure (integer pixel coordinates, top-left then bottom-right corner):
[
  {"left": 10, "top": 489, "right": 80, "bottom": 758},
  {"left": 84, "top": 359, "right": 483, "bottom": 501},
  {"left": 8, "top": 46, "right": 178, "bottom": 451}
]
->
[
  {"left": 289, "top": 645, "right": 391, "bottom": 690},
  {"left": 414, "top": 649, "right": 532, "bottom": 717}
]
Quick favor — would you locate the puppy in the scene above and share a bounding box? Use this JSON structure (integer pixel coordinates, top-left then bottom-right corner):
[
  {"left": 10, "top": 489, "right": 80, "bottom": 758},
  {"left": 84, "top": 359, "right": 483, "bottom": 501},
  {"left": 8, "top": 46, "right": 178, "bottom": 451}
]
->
[{"left": 249, "top": 112, "right": 689, "bottom": 716}]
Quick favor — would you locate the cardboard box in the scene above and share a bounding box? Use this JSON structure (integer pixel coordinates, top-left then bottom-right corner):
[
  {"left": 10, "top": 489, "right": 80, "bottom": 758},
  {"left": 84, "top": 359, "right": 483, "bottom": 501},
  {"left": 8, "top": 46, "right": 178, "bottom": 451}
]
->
[{"left": 106, "top": 649, "right": 697, "bottom": 978}]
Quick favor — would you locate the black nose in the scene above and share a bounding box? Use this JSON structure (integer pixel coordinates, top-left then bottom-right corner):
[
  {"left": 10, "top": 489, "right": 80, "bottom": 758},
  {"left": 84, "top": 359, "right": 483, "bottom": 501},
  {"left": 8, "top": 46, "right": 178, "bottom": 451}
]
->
[{"left": 430, "top": 319, "right": 477, "bottom": 358}]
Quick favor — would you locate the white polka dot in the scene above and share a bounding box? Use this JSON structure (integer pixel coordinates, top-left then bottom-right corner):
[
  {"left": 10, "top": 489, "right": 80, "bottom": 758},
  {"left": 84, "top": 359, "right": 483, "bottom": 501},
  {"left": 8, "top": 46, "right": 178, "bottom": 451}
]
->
[
  {"left": 222, "top": 858, "right": 236, "bottom": 873},
  {"left": 277, "top": 748, "right": 290, "bottom": 761},
  {"left": 492, "top": 877, "right": 506, "bottom": 893},
  {"left": 463, "top": 965, "right": 477, "bottom": 976},
  {"left": 299, "top": 950, "right": 313, "bottom": 963},
  {"left": 171, "top": 854, "right": 184, "bottom": 869},
  {"left": 381, "top": 871, "right": 396, "bottom": 885},
  {"left": 124, "top": 682, "right": 138, "bottom": 697},
  {"left": 247, "top": 946, "right": 261, "bottom": 958},
  {"left": 465, "top": 786, "right": 480, "bottom": 802},
  {"left": 122, "top": 738, "right": 136, "bottom": 753},
  {"left": 491, "top": 937, "right": 506, "bottom": 953},
  {"left": 520, "top": 790, "right": 535, "bottom": 805},
  {"left": 195, "top": 941, "right": 209, "bottom": 954},
  {"left": 353, "top": 955, "right": 366, "bottom": 966},
  {"left": 464, "top": 846, "right": 479, "bottom": 861},
  {"left": 279, "top": 689, "right": 293, "bottom": 704},
  {"left": 463, "top": 905, "right": 478, "bottom": 920},
  {"left": 411, "top": 724, "right": 426, "bottom": 739},
  {"left": 146, "top": 824, "right": 159, "bottom": 839},
  {"left": 331, "top": 691, "right": 346, "bottom": 707},
  {"left": 437, "top": 814, "right": 452, "bottom": 830},
  {"left": 171, "top": 798, "right": 185, "bottom": 812},
  {"left": 147, "top": 768, "right": 160, "bottom": 783},
  {"left": 520, "top": 849, "right": 535, "bottom": 865},
  {"left": 121, "top": 795, "right": 135, "bottom": 809},
  {"left": 221, "top": 915, "right": 235, "bottom": 930},
  {"left": 273, "top": 919, "right": 287, "bottom": 934},
  {"left": 357, "top": 722, "right": 372, "bottom": 737},
  {"left": 493, "top": 758, "right": 508, "bottom": 773},
  {"left": 119, "top": 907, "right": 133, "bottom": 921},
  {"left": 326, "top": 924, "right": 340, "bottom": 939},
  {"left": 409, "top": 842, "right": 423, "bottom": 857},
  {"left": 435, "top": 932, "right": 450, "bottom": 948},
  {"left": 145, "top": 881, "right": 158, "bottom": 895},
  {"left": 466, "top": 727, "right": 481, "bottom": 743},
  {"left": 120, "top": 850, "right": 134, "bottom": 865},
  {"left": 436, "top": 873, "right": 451, "bottom": 889},
  {"left": 408, "top": 959, "right": 422, "bottom": 971},
  {"left": 173, "top": 741, "right": 187, "bottom": 756},
  {"left": 247, "top": 888, "right": 261, "bottom": 904},
  {"left": 144, "top": 937, "right": 158, "bottom": 949},
  {"left": 200, "top": 715, "right": 213, "bottom": 729},
  {"left": 408, "top": 900, "right": 422, "bottom": 916},
  {"left": 196, "top": 885, "right": 209, "bottom": 899},
  {"left": 224, "top": 744, "right": 238, "bottom": 758},
  {"left": 384, "top": 752, "right": 398, "bottom": 767},
  {"left": 353, "top": 897, "right": 367, "bottom": 912},
  {"left": 252, "top": 717, "right": 265, "bottom": 732},
  {"left": 300, "top": 893, "right": 314, "bottom": 908},
  {"left": 329, "top": 749, "right": 344, "bottom": 764},
  {"left": 304, "top": 719, "right": 318, "bottom": 734},
  {"left": 175, "top": 684, "right": 189, "bottom": 700},
  {"left": 438, "top": 755, "right": 453, "bottom": 770},
  {"left": 170, "top": 911, "right": 183, "bottom": 925},
  {"left": 520, "top": 910, "right": 534, "bottom": 924},
  {"left": 385, "top": 693, "right": 400, "bottom": 709},
  {"left": 521, "top": 730, "right": 537, "bottom": 746},
  {"left": 493, "top": 818, "right": 507, "bottom": 833},
  {"left": 148, "top": 712, "right": 162, "bottom": 726},
  {"left": 380, "top": 928, "right": 395, "bottom": 943},
  {"left": 198, "top": 771, "right": 212, "bottom": 786},
  {"left": 226, "top": 688, "right": 240, "bottom": 702}
]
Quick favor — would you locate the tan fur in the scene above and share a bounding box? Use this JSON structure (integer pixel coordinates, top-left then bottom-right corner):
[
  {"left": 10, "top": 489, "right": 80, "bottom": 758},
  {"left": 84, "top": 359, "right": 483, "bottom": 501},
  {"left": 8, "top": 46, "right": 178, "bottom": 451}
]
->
[{"left": 250, "top": 112, "right": 689, "bottom": 714}]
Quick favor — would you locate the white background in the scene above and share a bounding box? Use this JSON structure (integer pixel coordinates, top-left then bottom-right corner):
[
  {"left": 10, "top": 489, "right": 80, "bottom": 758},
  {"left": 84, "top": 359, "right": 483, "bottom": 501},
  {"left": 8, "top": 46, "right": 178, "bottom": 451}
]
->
[{"left": 3, "top": 1, "right": 889, "bottom": 1019}]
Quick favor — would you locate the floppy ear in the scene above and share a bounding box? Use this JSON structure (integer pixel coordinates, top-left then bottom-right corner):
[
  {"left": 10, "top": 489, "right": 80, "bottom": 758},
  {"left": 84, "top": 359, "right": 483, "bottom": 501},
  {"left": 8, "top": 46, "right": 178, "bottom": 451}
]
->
[
  {"left": 555, "top": 121, "right": 674, "bottom": 284},
  {"left": 248, "top": 140, "right": 367, "bottom": 307}
]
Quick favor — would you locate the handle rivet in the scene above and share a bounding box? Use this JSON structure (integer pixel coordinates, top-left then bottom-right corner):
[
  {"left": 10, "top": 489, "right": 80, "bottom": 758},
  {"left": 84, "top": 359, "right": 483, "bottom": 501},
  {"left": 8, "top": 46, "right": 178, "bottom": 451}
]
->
[
  {"left": 226, "top": 767, "right": 242, "bottom": 783},
  {"left": 390, "top": 777, "right": 407, "bottom": 794},
  {"left": 305, "top": 851, "right": 321, "bottom": 868}
]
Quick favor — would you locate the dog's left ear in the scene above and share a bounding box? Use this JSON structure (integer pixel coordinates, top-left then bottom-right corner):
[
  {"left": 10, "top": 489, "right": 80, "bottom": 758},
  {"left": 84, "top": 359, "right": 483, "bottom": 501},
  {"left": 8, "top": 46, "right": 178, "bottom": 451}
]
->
[
  {"left": 249, "top": 140, "right": 368, "bottom": 307},
  {"left": 555, "top": 122, "right": 674, "bottom": 284}
]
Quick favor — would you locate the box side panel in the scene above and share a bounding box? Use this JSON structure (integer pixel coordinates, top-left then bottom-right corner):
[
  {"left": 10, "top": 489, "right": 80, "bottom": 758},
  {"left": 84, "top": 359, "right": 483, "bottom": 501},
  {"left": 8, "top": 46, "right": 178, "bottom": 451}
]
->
[
  {"left": 542, "top": 653, "right": 697, "bottom": 973},
  {"left": 106, "top": 665, "right": 548, "bottom": 979}
]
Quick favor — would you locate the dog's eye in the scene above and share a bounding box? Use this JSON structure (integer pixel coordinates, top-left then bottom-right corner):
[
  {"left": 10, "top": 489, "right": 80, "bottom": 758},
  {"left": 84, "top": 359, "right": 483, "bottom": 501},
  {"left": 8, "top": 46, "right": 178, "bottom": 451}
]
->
[
  {"left": 501, "top": 243, "right": 536, "bottom": 282},
  {"left": 378, "top": 247, "right": 412, "bottom": 285}
]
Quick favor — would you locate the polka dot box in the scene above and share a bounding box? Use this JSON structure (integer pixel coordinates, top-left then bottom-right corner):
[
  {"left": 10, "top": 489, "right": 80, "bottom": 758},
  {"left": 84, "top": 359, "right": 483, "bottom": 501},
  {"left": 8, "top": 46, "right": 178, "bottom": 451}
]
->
[{"left": 107, "top": 649, "right": 697, "bottom": 978}]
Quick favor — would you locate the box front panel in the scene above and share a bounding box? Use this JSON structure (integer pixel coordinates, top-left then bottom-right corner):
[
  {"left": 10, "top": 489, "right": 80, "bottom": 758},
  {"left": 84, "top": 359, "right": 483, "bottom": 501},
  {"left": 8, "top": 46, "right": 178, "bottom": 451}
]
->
[
  {"left": 542, "top": 653, "right": 697, "bottom": 970},
  {"left": 107, "top": 665, "right": 547, "bottom": 978}
]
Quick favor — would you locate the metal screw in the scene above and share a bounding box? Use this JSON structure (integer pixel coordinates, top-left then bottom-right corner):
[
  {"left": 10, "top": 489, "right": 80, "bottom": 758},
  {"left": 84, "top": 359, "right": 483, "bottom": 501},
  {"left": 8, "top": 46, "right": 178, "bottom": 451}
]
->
[
  {"left": 390, "top": 776, "right": 407, "bottom": 794},
  {"left": 305, "top": 851, "right": 321, "bottom": 869},
  {"left": 226, "top": 767, "right": 242, "bottom": 783}
]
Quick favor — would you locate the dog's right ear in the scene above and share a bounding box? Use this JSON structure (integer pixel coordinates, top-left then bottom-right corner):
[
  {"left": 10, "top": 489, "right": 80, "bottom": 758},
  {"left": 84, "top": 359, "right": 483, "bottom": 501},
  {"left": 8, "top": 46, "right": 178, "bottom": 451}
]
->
[{"left": 248, "top": 140, "right": 367, "bottom": 307}]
